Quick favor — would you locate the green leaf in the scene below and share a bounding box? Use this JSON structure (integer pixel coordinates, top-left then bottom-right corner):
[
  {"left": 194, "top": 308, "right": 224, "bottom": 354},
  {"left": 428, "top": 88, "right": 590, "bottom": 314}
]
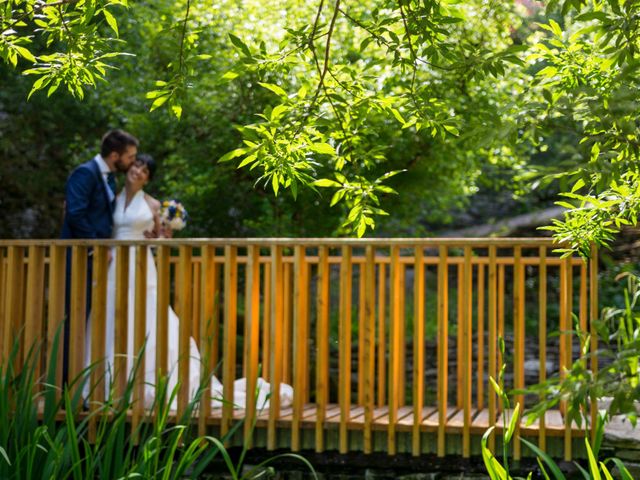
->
[
  {"left": 171, "top": 104, "right": 182, "bottom": 119},
  {"left": 0, "top": 446, "right": 10, "bottom": 466},
  {"left": 505, "top": 402, "right": 520, "bottom": 444},
  {"left": 13, "top": 46, "right": 35, "bottom": 63},
  {"left": 150, "top": 94, "right": 170, "bottom": 111},
  {"left": 313, "top": 178, "right": 341, "bottom": 188},
  {"left": 308, "top": 143, "right": 335, "bottom": 155},
  {"left": 521, "top": 438, "right": 566, "bottom": 480},
  {"left": 219, "top": 148, "right": 248, "bottom": 163},
  {"left": 585, "top": 438, "right": 602, "bottom": 480},
  {"left": 103, "top": 9, "right": 119, "bottom": 36},
  {"left": 257, "top": 82, "right": 288, "bottom": 98},
  {"left": 228, "top": 33, "right": 252, "bottom": 57}
]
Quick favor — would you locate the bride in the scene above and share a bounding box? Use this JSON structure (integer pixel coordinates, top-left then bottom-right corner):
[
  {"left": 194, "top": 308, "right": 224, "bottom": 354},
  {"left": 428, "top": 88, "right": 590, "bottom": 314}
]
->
[{"left": 85, "top": 154, "right": 292, "bottom": 410}]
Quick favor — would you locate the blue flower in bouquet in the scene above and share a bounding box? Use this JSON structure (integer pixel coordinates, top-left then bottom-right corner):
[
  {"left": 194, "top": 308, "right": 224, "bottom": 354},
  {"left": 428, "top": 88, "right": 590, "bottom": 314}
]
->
[{"left": 160, "top": 199, "right": 188, "bottom": 230}]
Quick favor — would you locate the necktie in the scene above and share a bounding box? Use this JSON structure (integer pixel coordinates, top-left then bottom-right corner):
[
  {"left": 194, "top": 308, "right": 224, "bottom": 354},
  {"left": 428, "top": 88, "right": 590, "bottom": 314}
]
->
[{"left": 106, "top": 172, "right": 116, "bottom": 197}]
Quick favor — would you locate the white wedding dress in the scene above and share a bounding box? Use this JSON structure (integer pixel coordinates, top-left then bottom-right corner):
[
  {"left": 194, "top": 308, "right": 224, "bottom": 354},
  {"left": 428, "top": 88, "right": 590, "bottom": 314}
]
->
[{"left": 85, "top": 189, "right": 293, "bottom": 411}]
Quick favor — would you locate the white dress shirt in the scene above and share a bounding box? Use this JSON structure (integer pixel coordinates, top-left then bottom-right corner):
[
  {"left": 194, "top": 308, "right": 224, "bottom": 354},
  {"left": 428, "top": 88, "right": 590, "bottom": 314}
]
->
[{"left": 93, "top": 154, "right": 115, "bottom": 203}]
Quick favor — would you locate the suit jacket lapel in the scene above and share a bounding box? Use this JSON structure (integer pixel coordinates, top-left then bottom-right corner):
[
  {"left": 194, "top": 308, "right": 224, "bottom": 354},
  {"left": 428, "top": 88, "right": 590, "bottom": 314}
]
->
[{"left": 88, "top": 159, "right": 115, "bottom": 216}]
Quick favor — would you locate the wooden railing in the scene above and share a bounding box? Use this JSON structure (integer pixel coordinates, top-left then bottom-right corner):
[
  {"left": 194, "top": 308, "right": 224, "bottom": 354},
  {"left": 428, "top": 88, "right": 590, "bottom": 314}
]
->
[{"left": 0, "top": 238, "right": 597, "bottom": 460}]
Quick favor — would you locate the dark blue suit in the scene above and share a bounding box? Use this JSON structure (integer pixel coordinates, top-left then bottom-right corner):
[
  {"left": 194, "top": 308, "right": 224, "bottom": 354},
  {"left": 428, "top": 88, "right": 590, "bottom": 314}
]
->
[
  {"left": 61, "top": 158, "right": 114, "bottom": 240},
  {"left": 61, "top": 158, "right": 115, "bottom": 384}
]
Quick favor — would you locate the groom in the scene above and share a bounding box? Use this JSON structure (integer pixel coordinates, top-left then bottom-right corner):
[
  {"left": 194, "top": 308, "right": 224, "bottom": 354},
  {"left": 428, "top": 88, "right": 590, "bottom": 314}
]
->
[{"left": 61, "top": 129, "right": 139, "bottom": 384}]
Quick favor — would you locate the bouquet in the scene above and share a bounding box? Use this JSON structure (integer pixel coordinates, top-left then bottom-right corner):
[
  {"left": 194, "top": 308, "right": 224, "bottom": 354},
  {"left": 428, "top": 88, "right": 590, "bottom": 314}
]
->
[{"left": 159, "top": 200, "right": 188, "bottom": 230}]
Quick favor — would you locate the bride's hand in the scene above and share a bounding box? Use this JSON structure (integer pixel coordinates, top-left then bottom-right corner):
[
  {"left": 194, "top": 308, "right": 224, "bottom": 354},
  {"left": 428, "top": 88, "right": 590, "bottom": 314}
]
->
[{"left": 159, "top": 225, "right": 173, "bottom": 238}]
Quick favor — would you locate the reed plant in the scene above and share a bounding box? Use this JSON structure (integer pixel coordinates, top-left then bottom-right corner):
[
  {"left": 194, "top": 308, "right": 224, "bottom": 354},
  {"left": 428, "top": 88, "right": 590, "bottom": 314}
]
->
[{"left": 0, "top": 327, "right": 317, "bottom": 480}]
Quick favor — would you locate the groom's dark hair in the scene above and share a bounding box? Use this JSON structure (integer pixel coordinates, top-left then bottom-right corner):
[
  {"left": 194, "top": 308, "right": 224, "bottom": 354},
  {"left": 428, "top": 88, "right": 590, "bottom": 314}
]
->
[{"left": 101, "top": 129, "right": 139, "bottom": 157}]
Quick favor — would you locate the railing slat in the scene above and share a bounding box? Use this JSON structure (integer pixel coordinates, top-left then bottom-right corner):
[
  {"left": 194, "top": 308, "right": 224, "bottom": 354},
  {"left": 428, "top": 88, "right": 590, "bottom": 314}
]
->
[
  {"left": 292, "top": 245, "right": 309, "bottom": 451},
  {"left": 462, "top": 246, "right": 472, "bottom": 458},
  {"left": 487, "top": 245, "right": 497, "bottom": 452},
  {"left": 589, "top": 244, "right": 599, "bottom": 446},
  {"left": 412, "top": 247, "right": 425, "bottom": 456},
  {"left": 539, "top": 246, "right": 547, "bottom": 450},
  {"left": 244, "top": 245, "right": 261, "bottom": 445},
  {"left": 177, "top": 245, "right": 193, "bottom": 418},
  {"left": 132, "top": 245, "right": 148, "bottom": 441},
  {"left": 388, "top": 245, "right": 401, "bottom": 455},
  {"left": 155, "top": 246, "right": 170, "bottom": 397},
  {"left": 69, "top": 246, "right": 87, "bottom": 387},
  {"left": 477, "top": 264, "right": 485, "bottom": 411},
  {"left": 47, "top": 245, "right": 66, "bottom": 399},
  {"left": 437, "top": 245, "right": 449, "bottom": 457},
  {"left": 563, "top": 255, "right": 573, "bottom": 461},
  {"left": 24, "top": 246, "right": 45, "bottom": 376},
  {"left": 282, "top": 262, "right": 292, "bottom": 385},
  {"left": 339, "top": 245, "right": 352, "bottom": 454},
  {"left": 113, "top": 246, "right": 129, "bottom": 400},
  {"left": 513, "top": 246, "right": 524, "bottom": 460},
  {"left": 89, "top": 245, "right": 108, "bottom": 441},
  {"left": 456, "top": 263, "right": 463, "bottom": 409},
  {"left": 262, "top": 262, "right": 271, "bottom": 382},
  {"left": 363, "top": 246, "right": 376, "bottom": 454},
  {"left": 199, "top": 245, "right": 216, "bottom": 437},
  {"left": 221, "top": 245, "right": 237, "bottom": 437},
  {"left": 267, "top": 246, "right": 284, "bottom": 450},
  {"left": 315, "top": 246, "right": 330, "bottom": 452},
  {"left": 377, "top": 262, "right": 386, "bottom": 407}
]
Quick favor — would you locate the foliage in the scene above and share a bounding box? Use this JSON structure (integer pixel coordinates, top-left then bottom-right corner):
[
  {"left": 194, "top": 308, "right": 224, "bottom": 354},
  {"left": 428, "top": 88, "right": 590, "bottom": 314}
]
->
[
  {"left": 525, "top": 272, "right": 640, "bottom": 431},
  {"left": 0, "top": 329, "right": 317, "bottom": 479},
  {"left": 482, "top": 340, "right": 634, "bottom": 480},
  {"left": 528, "top": 1, "right": 640, "bottom": 256}
]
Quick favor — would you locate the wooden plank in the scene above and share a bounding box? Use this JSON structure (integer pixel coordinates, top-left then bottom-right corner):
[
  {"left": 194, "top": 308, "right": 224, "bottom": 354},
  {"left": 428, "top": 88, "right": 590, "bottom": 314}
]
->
[
  {"left": 291, "top": 245, "right": 309, "bottom": 451},
  {"left": 113, "top": 246, "right": 129, "bottom": 400},
  {"left": 47, "top": 245, "right": 66, "bottom": 399},
  {"left": 267, "top": 246, "right": 284, "bottom": 450},
  {"left": 487, "top": 246, "right": 497, "bottom": 452},
  {"left": 243, "top": 245, "right": 261, "bottom": 445},
  {"left": 513, "top": 246, "right": 524, "bottom": 460},
  {"left": 132, "top": 245, "right": 148, "bottom": 442},
  {"left": 363, "top": 246, "right": 376, "bottom": 453},
  {"left": 388, "top": 245, "right": 401, "bottom": 455},
  {"left": 538, "top": 246, "right": 547, "bottom": 450},
  {"left": 88, "top": 246, "right": 108, "bottom": 441},
  {"left": 315, "top": 246, "right": 330, "bottom": 452},
  {"left": 462, "top": 246, "right": 472, "bottom": 458},
  {"left": 69, "top": 246, "right": 87, "bottom": 386},
  {"left": 412, "top": 247, "right": 425, "bottom": 456},
  {"left": 3, "top": 248, "right": 24, "bottom": 368},
  {"left": 377, "top": 262, "right": 386, "bottom": 407},
  {"left": 477, "top": 264, "right": 485, "bottom": 411},
  {"left": 177, "top": 246, "right": 193, "bottom": 418},
  {"left": 221, "top": 245, "right": 237, "bottom": 437},
  {"left": 339, "top": 245, "right": 352, "bottom": 454},
  {"left": 437, "top": 246, "right": 449, "bottom": 457},
  {"left": 24, "top": 246, "right": 45, "bottom": 377}
]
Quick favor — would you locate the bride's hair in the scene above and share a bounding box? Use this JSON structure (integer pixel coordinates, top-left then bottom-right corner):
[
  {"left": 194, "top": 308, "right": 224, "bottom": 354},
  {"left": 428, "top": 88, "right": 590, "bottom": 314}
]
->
[{"left": 135, "top": 153, "right": 157, "bottom": 180}]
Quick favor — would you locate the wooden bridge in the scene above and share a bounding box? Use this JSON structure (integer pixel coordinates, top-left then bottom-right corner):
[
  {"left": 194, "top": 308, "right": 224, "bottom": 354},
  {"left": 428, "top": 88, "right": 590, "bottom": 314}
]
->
[{"left": 0, "top": 238, "right": 597, "bottom": 461}]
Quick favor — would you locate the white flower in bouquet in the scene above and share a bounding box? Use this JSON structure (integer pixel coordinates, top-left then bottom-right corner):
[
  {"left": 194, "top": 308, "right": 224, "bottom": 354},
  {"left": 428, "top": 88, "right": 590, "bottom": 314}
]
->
[{"left": 159, "top": 200, "right": 188, "bottom": 230}]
